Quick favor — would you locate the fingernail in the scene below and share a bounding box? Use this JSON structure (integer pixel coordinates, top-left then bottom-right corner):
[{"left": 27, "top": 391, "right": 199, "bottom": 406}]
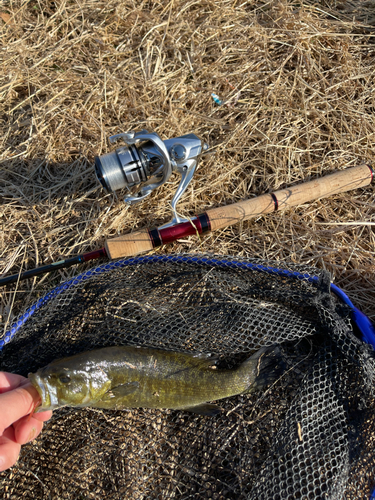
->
[
  {"left": 0, "top": 457, "right": 4, "bottom": 470},
  {"left": 27, "top": 427, "right": 36, "bottom": 442}
]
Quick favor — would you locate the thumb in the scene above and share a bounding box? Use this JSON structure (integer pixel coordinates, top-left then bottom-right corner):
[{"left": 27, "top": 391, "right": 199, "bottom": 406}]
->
[{"left": 0, "top": 384, "right": 40, "bottom": 436}]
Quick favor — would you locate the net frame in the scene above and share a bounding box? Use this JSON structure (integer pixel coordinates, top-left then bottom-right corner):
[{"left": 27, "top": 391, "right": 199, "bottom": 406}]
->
[{"left": 0, "top": 253, "right": 374, "bottom": 500}]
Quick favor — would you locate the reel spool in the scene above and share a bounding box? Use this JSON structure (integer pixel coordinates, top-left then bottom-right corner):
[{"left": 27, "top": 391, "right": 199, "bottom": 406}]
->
[{"left": 95, "top": 130, "right": 208, "bottom": 228}]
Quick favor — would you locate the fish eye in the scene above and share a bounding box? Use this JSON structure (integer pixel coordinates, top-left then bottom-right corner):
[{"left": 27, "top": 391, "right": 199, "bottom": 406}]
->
[{"left": 59, "top": 375, "right": 71, "bottom": 384}]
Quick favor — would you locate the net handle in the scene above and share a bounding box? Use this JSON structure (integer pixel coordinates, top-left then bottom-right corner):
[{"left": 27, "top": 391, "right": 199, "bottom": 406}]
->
[{"left": 105, "top": 164, "right": 373, "bottom": 258}]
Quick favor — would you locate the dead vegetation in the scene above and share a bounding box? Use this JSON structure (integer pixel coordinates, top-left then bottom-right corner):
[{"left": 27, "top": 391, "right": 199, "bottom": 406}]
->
[
  {"left": 1, "top": 2, "right": 375, "bottom": 498},
  {"left": 1, "top": 0, "right": 375, "bottom": 325}
]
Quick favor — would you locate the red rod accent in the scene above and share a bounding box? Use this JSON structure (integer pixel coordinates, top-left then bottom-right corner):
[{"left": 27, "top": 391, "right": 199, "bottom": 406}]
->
[
  {"left": 158, "top": 217, "right": 204, "bottom": 244},
  {"left": 367, "top": 164, "right": 374, "bottom": 183},
  {"left": 82, "top": 247, "right": 108, "bottom": 262}
]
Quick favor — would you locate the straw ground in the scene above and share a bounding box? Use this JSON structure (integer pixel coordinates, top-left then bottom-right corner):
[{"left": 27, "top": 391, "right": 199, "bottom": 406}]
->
[
  {"left": 1, "top": 2, "right": 375, "bottom": 499},
  {"left": 1, "top": 0, "right": 375, "bottom": 325}
]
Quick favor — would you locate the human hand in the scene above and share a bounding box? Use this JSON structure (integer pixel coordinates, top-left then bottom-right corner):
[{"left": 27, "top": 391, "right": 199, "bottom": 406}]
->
[{"left": 0, "top": 372, "right": 52, "bottom": 472}]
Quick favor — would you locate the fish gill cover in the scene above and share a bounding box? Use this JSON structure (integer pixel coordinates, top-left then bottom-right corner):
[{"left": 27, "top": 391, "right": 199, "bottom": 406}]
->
[{"left": 0, "top": 254, "right": 374, "bottom": 499}]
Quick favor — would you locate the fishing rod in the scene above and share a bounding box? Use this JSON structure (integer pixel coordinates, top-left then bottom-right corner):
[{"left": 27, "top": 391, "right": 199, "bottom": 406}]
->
[{"left": 0, "top": 129, "right": 373, "bottom": 286}]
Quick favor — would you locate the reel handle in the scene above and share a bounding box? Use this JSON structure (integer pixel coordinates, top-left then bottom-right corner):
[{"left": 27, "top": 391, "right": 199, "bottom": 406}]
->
[{"left": 105, "top": 164, "right": 373, "bottom": 259}]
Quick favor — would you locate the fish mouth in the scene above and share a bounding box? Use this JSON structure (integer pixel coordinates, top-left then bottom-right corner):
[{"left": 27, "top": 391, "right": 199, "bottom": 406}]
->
[{"left": 28, "top": 372, "right": 59, "bottom": 411}]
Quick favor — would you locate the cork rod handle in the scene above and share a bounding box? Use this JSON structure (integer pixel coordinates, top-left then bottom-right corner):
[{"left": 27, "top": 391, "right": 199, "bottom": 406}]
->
[
  {"left": 105, "top": 164, "right": 373, "bottom": 259},
  {"left": 105, "top": 228, "right": 154, "bottom": 259},
  {"left": 207, "top": 164, "right": 373, "bottom": 231}
]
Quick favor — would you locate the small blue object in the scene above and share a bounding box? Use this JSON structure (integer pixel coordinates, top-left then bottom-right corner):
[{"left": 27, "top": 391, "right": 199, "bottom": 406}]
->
[
  {"left": 370, "top": 487, "right": 375, "bottom": 499},
  {"left": 211, "top": 93, "right": 223, "bottom": 105}
]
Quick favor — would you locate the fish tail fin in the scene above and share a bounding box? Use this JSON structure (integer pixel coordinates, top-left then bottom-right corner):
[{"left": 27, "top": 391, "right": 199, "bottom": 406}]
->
[{"left": 242, "top": 345, "right": 286, "bottom": 393}]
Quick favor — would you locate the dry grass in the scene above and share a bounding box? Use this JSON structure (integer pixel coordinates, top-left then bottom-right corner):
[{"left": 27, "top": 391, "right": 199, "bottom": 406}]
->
[{"left": 1, "top": 0, "right": 375, "bottom": 333}]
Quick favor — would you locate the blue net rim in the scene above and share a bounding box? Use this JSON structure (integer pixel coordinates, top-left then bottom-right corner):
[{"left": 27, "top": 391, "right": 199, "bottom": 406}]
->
[{"left": 2, "top": 254, "right": 375, "bottom": 351}]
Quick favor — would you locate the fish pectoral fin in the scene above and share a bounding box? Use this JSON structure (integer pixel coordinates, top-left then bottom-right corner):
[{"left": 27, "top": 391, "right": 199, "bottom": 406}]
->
[
  {"left": 183, "top": 403, "right": 222, "bottom": 417},
  {"left": 101, "top": 381, "right": 140, "bottom": 402}
]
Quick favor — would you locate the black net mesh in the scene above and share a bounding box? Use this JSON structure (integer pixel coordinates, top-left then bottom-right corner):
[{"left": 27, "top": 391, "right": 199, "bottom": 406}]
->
[{"left": 0, "top": 254, "right": 374, "bottom": 499}]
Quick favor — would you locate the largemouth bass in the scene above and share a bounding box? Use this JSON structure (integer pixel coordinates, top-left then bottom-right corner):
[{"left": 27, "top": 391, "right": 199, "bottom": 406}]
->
[{"left": 28, "top": 345, "right": 284, "bottom": 416}]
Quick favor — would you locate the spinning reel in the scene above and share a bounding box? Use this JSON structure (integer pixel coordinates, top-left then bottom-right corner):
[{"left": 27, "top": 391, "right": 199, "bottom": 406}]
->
[{"left": 95, "top": 130, "right": 208, "bottom": 228}]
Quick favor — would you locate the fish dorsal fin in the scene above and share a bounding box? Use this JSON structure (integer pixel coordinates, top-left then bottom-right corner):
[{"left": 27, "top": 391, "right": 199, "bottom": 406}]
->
[{"left": 190, "top": 353, "right": 218, "bottom": 369}]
